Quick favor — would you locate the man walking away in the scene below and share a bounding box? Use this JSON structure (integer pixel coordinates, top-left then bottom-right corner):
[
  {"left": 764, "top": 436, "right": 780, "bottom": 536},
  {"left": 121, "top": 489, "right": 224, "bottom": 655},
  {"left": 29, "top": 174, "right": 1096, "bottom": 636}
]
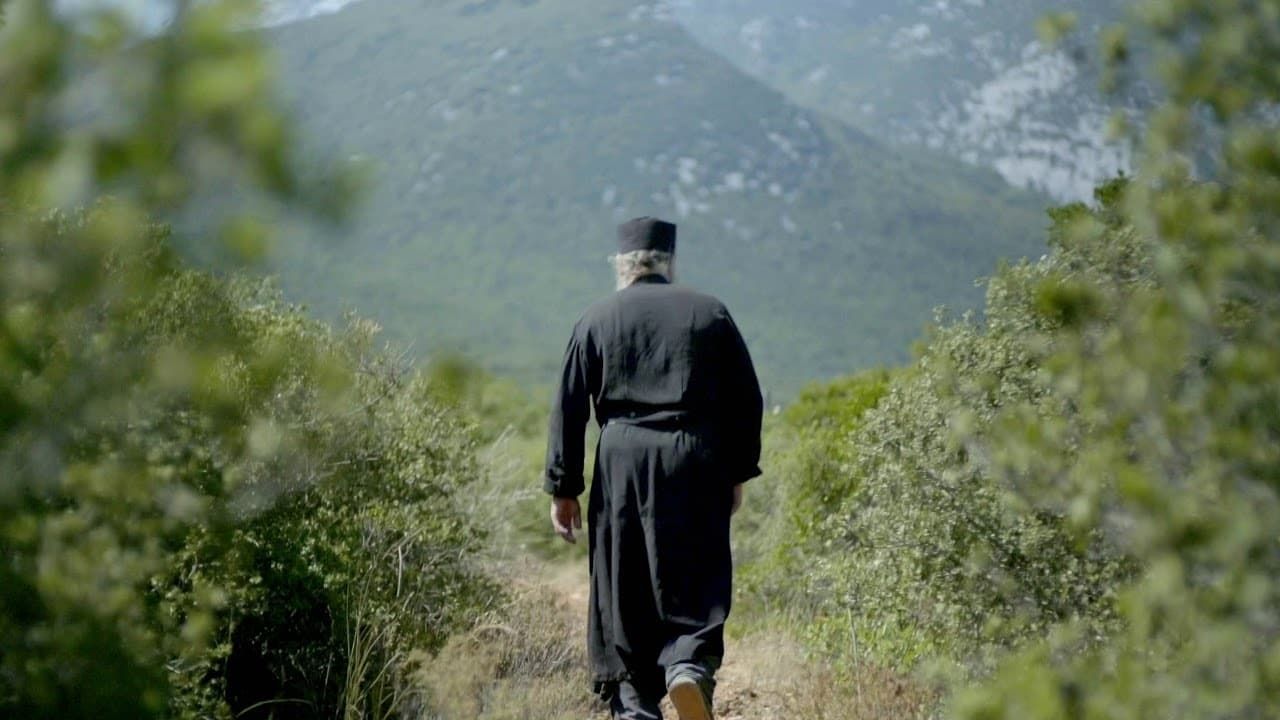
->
[{"left": 544, "top": 217, "right": 764, "bottom": 720}]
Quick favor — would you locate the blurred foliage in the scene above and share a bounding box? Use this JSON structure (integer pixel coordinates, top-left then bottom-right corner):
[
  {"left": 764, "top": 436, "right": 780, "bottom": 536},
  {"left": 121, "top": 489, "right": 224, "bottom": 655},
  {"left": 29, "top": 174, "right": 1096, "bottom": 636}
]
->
[
  {"left": 952, "top": 0, "right": 1280, "bottom": 716},
  {"left": 422, "top": 354, "right": 546, "bottom": 443},
  {"left": 0, "top": 1, "right": 487, "bottom": 718},
  {"left": 416, "top": 353, "right": 590, "bottom": 563},
  {"left": 742, "top": 1, "right": 1280, "bottom": 718}
]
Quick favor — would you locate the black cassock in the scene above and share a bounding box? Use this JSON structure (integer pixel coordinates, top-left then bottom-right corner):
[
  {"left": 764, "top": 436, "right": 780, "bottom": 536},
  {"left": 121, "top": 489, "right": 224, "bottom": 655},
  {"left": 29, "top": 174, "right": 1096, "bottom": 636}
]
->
[{"left": 544, "top": 274, "right": 763, "bottom": 698}]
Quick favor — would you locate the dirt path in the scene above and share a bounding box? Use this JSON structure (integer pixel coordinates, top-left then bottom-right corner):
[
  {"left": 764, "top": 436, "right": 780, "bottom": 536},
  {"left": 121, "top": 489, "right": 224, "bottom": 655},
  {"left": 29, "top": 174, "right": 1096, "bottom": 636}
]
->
[
  {"left": 540, "top": 561, "right": 839, "bottom": 717},
  {"left": 419, "top": 557, "right": 932, "bottom": 719},
  {"left": 419, "top": 545, "right": 931, "bottom": 712}
]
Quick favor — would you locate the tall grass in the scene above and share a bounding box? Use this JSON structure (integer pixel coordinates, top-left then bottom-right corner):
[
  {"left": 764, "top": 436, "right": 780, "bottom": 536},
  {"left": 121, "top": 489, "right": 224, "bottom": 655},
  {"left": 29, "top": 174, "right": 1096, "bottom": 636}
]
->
[{"left": 414, "top": 563, "right": 599, "bottom": 720}]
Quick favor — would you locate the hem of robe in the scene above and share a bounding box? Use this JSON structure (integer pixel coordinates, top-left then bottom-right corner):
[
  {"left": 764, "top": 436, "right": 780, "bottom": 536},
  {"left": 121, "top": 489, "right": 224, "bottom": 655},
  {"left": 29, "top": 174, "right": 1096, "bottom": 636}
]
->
[
  {"left": 591, "top": 672, "right": 640, "bottom": 701},
  {"left": 590, "top": 657, "right": 724, "bottom": 701}
]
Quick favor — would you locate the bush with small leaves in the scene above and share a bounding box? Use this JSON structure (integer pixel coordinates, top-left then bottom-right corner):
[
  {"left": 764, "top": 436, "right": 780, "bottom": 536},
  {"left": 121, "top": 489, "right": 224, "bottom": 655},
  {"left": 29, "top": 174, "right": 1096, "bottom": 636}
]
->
[
  {"left": 794, "top": 187, "right": 1141, "bottom": 672},
  {"left": 0, "top": 2, "right": 487, "bottom": 718},
  {"left": 134, "top": 274, "right": 493, "bottom": 719},
  {"left": 769, "top": 3, "right": 1280, "bottom": 718},
  {"left": 953, "top": 0, "right": 1280, "bottom": 716}
]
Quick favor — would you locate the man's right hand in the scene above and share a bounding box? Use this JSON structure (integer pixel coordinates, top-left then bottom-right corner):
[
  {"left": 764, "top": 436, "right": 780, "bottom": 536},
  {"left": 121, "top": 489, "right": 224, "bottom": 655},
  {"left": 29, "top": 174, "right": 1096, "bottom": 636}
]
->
[{"left": 551, "top": 497, "right": 582, "bottom": 544}]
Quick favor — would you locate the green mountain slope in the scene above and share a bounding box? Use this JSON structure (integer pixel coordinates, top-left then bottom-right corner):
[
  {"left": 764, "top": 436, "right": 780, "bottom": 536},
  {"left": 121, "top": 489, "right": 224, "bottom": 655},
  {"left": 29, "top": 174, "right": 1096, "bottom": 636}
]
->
[{"left": 263, "top": 0, "right": 1049, "bottom": 393}]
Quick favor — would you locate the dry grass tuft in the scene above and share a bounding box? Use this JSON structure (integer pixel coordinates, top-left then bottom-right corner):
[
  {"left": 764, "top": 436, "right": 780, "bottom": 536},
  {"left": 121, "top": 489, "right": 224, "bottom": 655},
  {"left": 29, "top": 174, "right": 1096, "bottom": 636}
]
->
[
  {"left": 773, "top": 662, "right": 936, "bottom": 720},
  {"left": 413, "top": 563, "right": 602, "bottom": 720},
  {"left": 710, "top": 632, "right": 938, "bottom": 720}
]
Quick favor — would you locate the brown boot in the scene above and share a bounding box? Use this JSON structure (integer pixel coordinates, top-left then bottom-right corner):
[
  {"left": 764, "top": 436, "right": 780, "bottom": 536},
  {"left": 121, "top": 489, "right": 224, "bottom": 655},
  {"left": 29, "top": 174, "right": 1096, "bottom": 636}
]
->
[{"left": 667, "top": 673, "right": 714, "bottom": 720}]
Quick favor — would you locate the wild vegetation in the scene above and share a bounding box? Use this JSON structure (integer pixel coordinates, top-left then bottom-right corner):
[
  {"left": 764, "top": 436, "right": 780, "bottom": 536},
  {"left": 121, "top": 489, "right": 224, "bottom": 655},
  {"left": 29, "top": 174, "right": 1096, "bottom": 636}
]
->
[
  {"left": 0, "top": 3, "right": 490, "bottom": 717},
  {"left": 3, "top": 0, "right": 1278, "bottom": 718},
  {"left": 735, "top": 2, "right": 1280, "bottom": 717},
  {"left": 745, "top": 186, "right": 1141, "bottom": 674}
]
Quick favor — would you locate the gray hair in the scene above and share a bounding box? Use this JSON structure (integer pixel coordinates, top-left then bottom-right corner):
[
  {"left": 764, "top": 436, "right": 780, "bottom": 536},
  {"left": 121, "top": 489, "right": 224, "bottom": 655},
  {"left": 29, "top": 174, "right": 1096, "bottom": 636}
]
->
[{"left": 611, "top": 249, "right": 674, "bottom": 290}]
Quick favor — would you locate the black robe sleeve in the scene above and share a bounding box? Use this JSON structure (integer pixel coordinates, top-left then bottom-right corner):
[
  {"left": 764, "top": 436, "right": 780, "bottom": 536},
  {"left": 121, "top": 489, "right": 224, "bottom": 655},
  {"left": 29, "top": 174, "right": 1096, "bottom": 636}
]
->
[
  {"left": 717, "top": 309, "right": 764, "bottom": 484},
  {"left": 544, "top": 319, "right": 594, "bottom": 498}
]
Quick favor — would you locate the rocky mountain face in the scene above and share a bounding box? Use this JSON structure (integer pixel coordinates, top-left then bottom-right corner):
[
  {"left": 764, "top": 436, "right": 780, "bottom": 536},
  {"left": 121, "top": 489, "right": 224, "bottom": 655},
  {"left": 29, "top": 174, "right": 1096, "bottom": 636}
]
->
[
  {"left": 669, "top": 0, "right": 1141, "bottom": 202},
  {"left": 255, "top": 0, "right": 1048, "bottom": 390},
  {"left": 200, "top": 0, "right": 1142, "bottom": 201}
]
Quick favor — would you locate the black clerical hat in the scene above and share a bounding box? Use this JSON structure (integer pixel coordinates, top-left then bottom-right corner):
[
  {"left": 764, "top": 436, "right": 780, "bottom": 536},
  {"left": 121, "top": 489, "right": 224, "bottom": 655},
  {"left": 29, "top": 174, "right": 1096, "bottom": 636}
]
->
[{"left": 617, "top": 217, "right": 677, "bottom": 254}]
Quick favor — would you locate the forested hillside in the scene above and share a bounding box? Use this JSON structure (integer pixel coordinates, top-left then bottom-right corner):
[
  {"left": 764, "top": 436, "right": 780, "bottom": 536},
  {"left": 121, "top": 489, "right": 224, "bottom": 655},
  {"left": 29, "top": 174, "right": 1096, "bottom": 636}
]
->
[{"left": 252, "top": 0, "right": 1049, "bottom": 392}]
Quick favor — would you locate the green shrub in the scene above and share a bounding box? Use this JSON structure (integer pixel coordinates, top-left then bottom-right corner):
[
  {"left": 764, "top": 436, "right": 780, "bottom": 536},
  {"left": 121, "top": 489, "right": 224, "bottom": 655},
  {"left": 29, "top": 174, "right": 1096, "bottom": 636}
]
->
[
  {"left": 0, "top": 3, "right": 488, "bottom": 718},
  {"left": 781, "top": 185, "right": 1144, "bottom": 671},
  {"left": 768, "top": 3, "right": 1280, "bottom": 716},
  {"left": 735, "top": 371, "right": 891, "bottom": 630},
  {"left": 135, "top": 274, "right": 493, "bottom": 719},
  {"left": 422, "top": 354, "right": 547, "bottom": 443},
  {"left": 952, "top": 1, "right": 1280, "bottom": 716},
  {"left": 781, "top": 370, "right": 893, "bottom": 536}
]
